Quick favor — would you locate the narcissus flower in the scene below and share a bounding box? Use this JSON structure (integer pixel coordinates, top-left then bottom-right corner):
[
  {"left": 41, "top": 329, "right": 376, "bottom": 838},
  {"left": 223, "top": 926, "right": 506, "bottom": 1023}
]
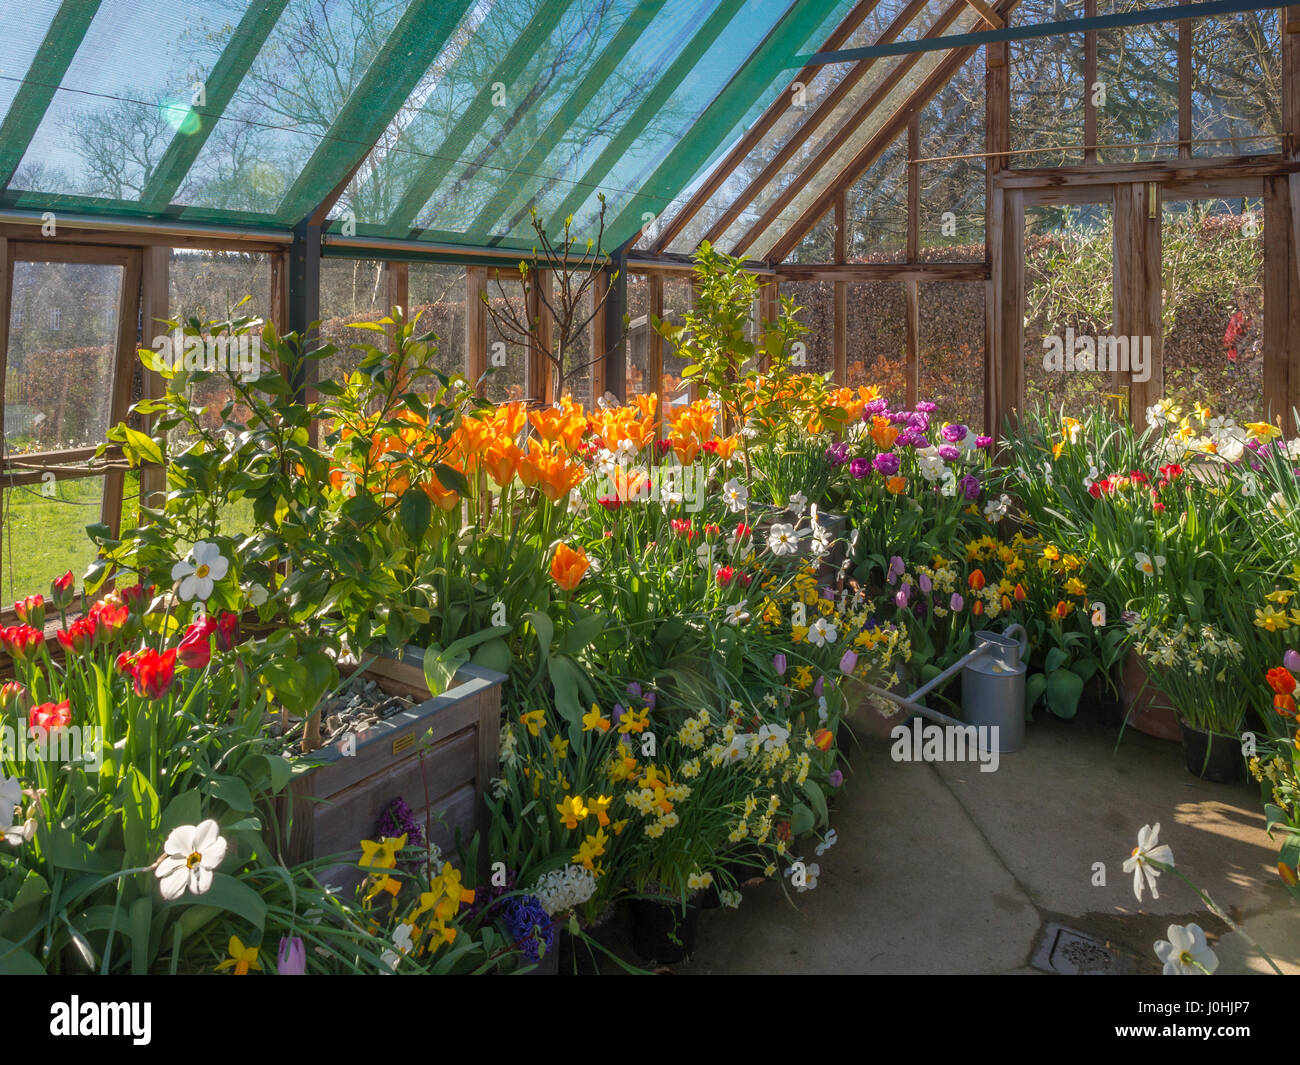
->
[
  {"left": 582, "top": 704, "right": 611, "bottom": 732},
  {"left": 359, "top": 834, "right": 407, "bottom": 870},
  {"left": 556, "top": 795, "right": 588, "bottom": 830},
  {"left": 156, "top": 819, "right": 227, "bottom": 900},
  {"left": 215, "top": 935, "right": 262, "bottom": 975},
  {"left": 520, "top": 709, "right": 546, "bottom": 736},
  {"left": 1122, "top": 822, "right": 1174, "bottom": 902},
  {"left": 550, "top": 543, "right": 590, "bottom": 591},
  {"left": 1153, "top": 923, "right": 1218, "bottom": 975},
  {"left": 171, "top": 541, "right": 229, "bottom": 602}
]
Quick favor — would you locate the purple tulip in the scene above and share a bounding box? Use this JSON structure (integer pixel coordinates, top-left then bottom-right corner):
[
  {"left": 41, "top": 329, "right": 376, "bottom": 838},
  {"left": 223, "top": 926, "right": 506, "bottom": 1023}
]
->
[
  {"left": 941, "top": 423, "right": 968, "bottom": 444},
  {"left": 873, "top": 452, "right": 901, "bottom": 476},
  {"left": 938, "top": 445, "right": 960, "bottom": 462},
  {"left": 959, "top": 474, "right": 981, "bottom": 500},
  {"left": 612, "top": 703, "right": 625, "bottom": 725},
  {"left": 773, "top": 653, "right": 787, "bottom": 676},
  {"left": 915, "top": 401, "right": 936, "bottom": 413},
  {"left": 849, "top": 457, "right": 871, "bottom": 480},
  {"left": 626, "top": 681, "right": 642, "bottom": 699},
  {"left": 1285, "top": 649, "right": 1300, "bottom": 673},
  {"left": 863, "top": 398, "right": 889, "bottom": 417},
  {"left": 912, "top": 434, "right": 931, "bottom": 450},
  {"left": 895, "top": 583, "right": 911, "bottom": 608},
  {"left": 950, "top": 592, "right": 964, "bottom": 611},
  {"left": 896, "top": 430, "right": 918, "bottom": 448},
  {"left": 828, "top": 769, "right": 844, "bottom": 788},
  {"left": 645, "top": 691, "right": 656, "bottom": 711},
  {"left": 887, "top": 555, "right": 905, "bottom": 585},
  {"left": 919, "top": 572, "right": 932, "bottom": 595},
  {"left": 839, "top": 649, "right": 858, "bottom": 674},
  {"left": 826, "top": 441, "right": 850, "bottom": 466},
  {"left": 909, "top": 413, "right": 930, "bottom": 432},
  {"left": 277, "top": 936, "right": 306, "bottom": 975},
  {"left": 814, "top": 675, "right": 825, "bottom": 697},
  {"left": 976, "top": 435, "right": 993, "bottom": 450}
]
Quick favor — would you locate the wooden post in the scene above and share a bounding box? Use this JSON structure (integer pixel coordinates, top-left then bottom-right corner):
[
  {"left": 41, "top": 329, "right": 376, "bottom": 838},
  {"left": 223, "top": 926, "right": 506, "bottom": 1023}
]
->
[
  {"left": 270, "top": 249, "right": 288, "bottom": 335},
  {"left": 591, "top": 267, "right": 608, "bottom": 402},
  {"left": 907, "top": 109, "right": 920, "bottom": 262},
  {"left": 759, "top": 277, "right": 779, "bottom": 374},
  {"left": 1284, "top": 7, "right": 1300, "bottom": 160},
  {"left": 1112, "top": 182, "right": 1163, "bottom": 421},
  {"left": 834, "top": 190, "right": 848, "bottom": 386},
  {"left": 1177, "top": 0, "right": 1191, "bottom": 159},
  {"left": 466, "top": 266, "right": 487, "bottom": 397},
  {"left": 602, "top": 255, "right": 627, "bottom": 402},
  {"left": 985, "top": 39, "right": 1012, "bottom": 437},
  {"left": 648, "top": 272, "right": 664, "bottom": 417},
  {"left": 527, "top": 269, "right": 553, "bottom": 404},
  {"left": 139, "top": 246, "right": 168, "bottom": 510},
  {"left": 101, "top": 250, "right": 144, "bottom": 537},
  {"left": 904, "top": 281, "right": 920, "bottom": 408},
  {"left": 1085, "top": 0, "right": 1098, "bottom": 164},
  {"left": 0, "top": 237, "right": 9, "bottom": 583},
  {"left": 1265, "top": 176, "right": 1293, "bottom": 420}
]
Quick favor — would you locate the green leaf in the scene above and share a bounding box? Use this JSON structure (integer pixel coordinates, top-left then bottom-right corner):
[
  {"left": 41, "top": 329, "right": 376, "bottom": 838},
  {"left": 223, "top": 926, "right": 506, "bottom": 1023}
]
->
[
  {"left": 169, "top": 873, "right": 266, "bottom": 933},
  {"left": 1044, "top": 646, "right": 1068, "bottom": 673},
  {"left": 434, "top": 463, "right": 470, "bottom": 495},
  {"left": 790, "top": 802, "right": 815, "bottom": 837},
  {"left": 207, "top": 775, "right": 254, "bottom": 813},
  {"left": 525, "top": 610, "right": 555, "bottom": 661},
  {"left": 549, "top": 656, "right": 584, "bottom": 726},
  {"left": 1026, "top": 671, "right": 1049, "bottom": 710},
  {"left": 121, "top": 425, "right": 165, "bottom": 468},
  {"left": 0, "top": 938, "right": 44, "bottom": 974},
  {"left": 121, "top": 767, "right": 161, "bottom": 867},
  {"left": 40, "top": 826, "right": 115, "bottom": 874},
  {"left": 1045, "top": 668, "right": 1084, "bottom": 719},
  {"left": 399, "top": 487, "right": 432, "bottom": 542},
  {"left": 160, "top": 790, "right": 203, "bottom": 836},
  {"left": 803, "top": 779, "right": 828, "bottom": 827}
]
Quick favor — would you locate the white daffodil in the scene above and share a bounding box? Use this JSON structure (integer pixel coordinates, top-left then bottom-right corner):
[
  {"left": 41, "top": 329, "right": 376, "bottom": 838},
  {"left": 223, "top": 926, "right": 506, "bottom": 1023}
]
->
[
  {"left": 787, "top": 491, "right": 808, "bottom": 517},
  {"left": 721, "top": 733, "right": 754, "bottom": 764},
  {"left": 1134, "top": 552, "right": 1166, "bottom": 577},
  {"left": 1269, "top": 490, "right": 1289, "bottom": 518},
  {"left": 567, "top": 488, "right": 586, "bottom": 514},
  {"left": 810, "top": 523, "right": 831, "bottom": 557},
  {"left": 171, "top": 541, "right": 229, "bottom": 602},
  {"left": 595, "top": 448, "right": 618, "bottom": 477},
  {"left": 156, "top": 819, "right": 228, "bottom": 900},
  {"left": 768, "top": 523, "right": 798, "bottom": 556},
  {"left": 917, "top": 447, "right": 944, "bottom": 482},
  {"left": 381, "top": 922, "right": 416, "bottom": 973},
  {"left": 616, "top": 438, "right": 638, "bottom": 461},
  {"left": 0, "top": 773, "right": 21, "bottom": 838},
  {"left": 724, "top": 603, "right": 750, "bottom": 626},
  {"left": 247, "top": 583, "right": 269, "bottom": 607},
  {"left": 1285, "top": 438, "right": 1300, "bottom": 461},
  {"left": 815, "top": 829, "right": 838, "bottom": 857},
  {"left": 1219, "top": 432, "right": 1246, "bottom": 463},
  {"left": 1041, "top": 460, "right": 1054, "bottom": 486},
  {"left": 1240, "top": 478, "right": 1258, "bottom": 498},
  {"left": 1122, "top": 822, "right": 1175, "bottom": 902},
  {"left": 786, "top": 860, "right": 820, "bottom": 892},
  {"left": 723, "top": 477, "right": 749, "bottom": 513},
  {"left": 808, "top": 617, "right": 838, "bottom": 647},
  {"left": 1154, "top": 923, "right": 1219, "bottom": 975},
  {"left": 1084, "top": 465, "right": 1100, "bottom": 490},
  {"left": 983, "top": 493, "right": 1011, "bottom": 521},
  {"left": 756, "top": 723, "right": 790, "bottom": 751},
  {"left": 696, "top": 543, "right": 716, "bottom": 571},
  {"left": 719, "top": 889, "right": 742, "bottom": 909}
]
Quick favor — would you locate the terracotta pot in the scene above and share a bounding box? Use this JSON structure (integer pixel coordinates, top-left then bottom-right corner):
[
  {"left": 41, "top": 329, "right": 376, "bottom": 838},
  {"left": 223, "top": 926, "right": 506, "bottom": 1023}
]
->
[{"left": 1121, "top": 652, "right": 1181, "bottom": 741}]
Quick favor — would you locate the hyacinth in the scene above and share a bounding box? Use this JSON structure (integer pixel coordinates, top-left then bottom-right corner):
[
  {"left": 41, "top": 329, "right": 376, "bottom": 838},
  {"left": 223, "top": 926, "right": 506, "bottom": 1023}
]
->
[
  {"left": 377, "top": 797, "right": 425, "bottom": 849},
  {"left": 530, "top": 865, "right": 597, "bottom": 916},
  {"left": 503, "top": 895, "right": 555, "bottom": 964}
]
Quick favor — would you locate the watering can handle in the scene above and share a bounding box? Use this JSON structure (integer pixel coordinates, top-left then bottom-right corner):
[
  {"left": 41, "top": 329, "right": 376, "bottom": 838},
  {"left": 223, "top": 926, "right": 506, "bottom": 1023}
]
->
[{"left": 1004, "top": 623, "right": 1029, "bottom": 661}]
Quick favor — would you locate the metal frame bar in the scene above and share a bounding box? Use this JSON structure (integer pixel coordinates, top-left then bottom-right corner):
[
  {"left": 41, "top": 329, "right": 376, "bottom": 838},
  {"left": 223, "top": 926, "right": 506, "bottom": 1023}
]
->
[
  {"left": 0, "top": 0, "right": 102, "bottom": 189},
  {"left": 277, "top": 0, "right": 476, "bottom": 226},
  {"left": 648, "top": 0, "right": 884, "bottom": 254},
  {"left": 138, "top": 0, "right": 289, "bottom": 213}
]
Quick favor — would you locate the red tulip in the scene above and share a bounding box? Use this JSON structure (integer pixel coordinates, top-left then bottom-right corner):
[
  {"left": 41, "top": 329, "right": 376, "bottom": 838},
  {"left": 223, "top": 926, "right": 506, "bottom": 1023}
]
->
[
  {"left": 87, "top": 601, "right": 129, "bottom": 645},
  {"left": 13, "top": 595, "right": 44, "bottom": 629},
  {"left": 129, "top": 648, "right": 177, "bottom": 699},
  {"left": 29, "top": 699, "right": 71, "bottom": 734},
  {"left": 50, "top": 571, "right": 76, "bottom": 609},
  {"left": 813, "top": 728, "right": 834, "bottom": 751},
  {"left": 118, "top": 583, "right": 154, "bottom": 615},
  {"left": 56, "top": 617, "right": 95, "bottom": 655},
  {"left": 2, "top": 624, "right": 45, "bottom": 663},
  {"left": 0, "top": 681, "right": 28, "bottom": 712},
  {"left": 715, "top": 565, "right": 735, "bottom": 586},
  {"left": 178, "top": 617, "right": 217, "bottom": 669},
  {"left": 215, "top": 611, "right": 240, "bottom": 653}
]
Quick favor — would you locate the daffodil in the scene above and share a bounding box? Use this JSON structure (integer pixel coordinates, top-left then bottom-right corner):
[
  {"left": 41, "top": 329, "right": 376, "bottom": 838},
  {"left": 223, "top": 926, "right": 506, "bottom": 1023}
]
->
[
  {"left": 1154, "top": 923, "right": 1219, "bottom": 975},
  {"left": 1255, "top": 604, "right": 1291, "bottom": 632},
  {"left": 550, "top": 734, "right": 569, "bottom": 759},
  {"left": 520, "top": 709, "right": 546, "bottom": 736},
  {"left": 215, "top": 935, "right": 261, "bottom": 975},
  {"left": 1134, "top": 552, "right": 1166, "bottom": 577},
  {"left": 1122, "top": 822, "right": 1174, "bottom": 902},
  {"left": 582, "top": 703, "right": 611, "bottom": 732},
  {"left": 556, "top": 795, "right": 588, "bottom": 829},
  {"left": 359, "top": 834, "right": 408, "bottom": 869},
  {"left": 589, "top": 794, "right": 613, "bottom": 827}
]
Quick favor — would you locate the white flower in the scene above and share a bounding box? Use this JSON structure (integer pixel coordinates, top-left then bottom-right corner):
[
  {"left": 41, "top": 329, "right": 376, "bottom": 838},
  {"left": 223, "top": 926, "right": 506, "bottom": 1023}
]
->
[
  {"left": 719, "top": 889, "right": 742, "bottom": 908},
  {"left": 1134, "top": 552, "right": 1166, "bottom": 577},
  {"left": 815, "top": 829, "right": 838, "bottom": 856},
  {"left": 756, "top": 723, "right": 790, "bottom": 751},
  {"left": 722, "top": 477, "right": 748, "bottom": 513},
  {"left": 786, "top": 860, "right": 820, "bottom": 892},
  {"left": 810, "top": 523, "right": 830, "bottom": 557},
  {"left": 787, "top": 491, "right": 808, "bottom": 517},
  {"left": 1240, "top": 478, "right": 1258, "bottom": 498},
  {"left": 247, "top": 583, "right": 269, "bottom": 607},
  {"left": 724, "top": 603, "right": 750, "bottom": 626},
  {"left": 1219, "top": 432, "right": 1246, "bottom": 463},
  {"left": 1269, "top": 490, "right": 1289, "bottom": 518},
  {"left": 808, "top": 617, "right": 837, "bottom": 647},
  {"left": 1285, "top": 438, "right": 1300, "bottom": 461},
  {"left": 917, "top": 447, "right": 945, "bottom": 482},
  {"left": 1122, "top": 822, "right": 1175, "bottom": 902},
  {"left": 817, "top": 695, "right": 829, "bottom": 722},
  {"left": 721, "top": 733, "right": 754, "bottom": 764},
  {"left": 616, "top": 438, "right": 638, "bottom": 461},
  {"left": 1154, "top": 923, "right": 1219, "bottom": 975},
  {"left": 696, "top": 543, "right": 716, "bottom": 570},
  {"left": 171, "top": 541, "right": 229, "bottom": 602},
  {"left": 1083, "top": 465, "right": 1100, "bottom": 490},
  {"left": 0, "top": 773, "right": 21, "bottom": 839},
  {"left": 983, "top": 493, "right": 1011, "bottom": 521},
  {"left": 660, "top": 470, "right": 684, "bottom": 506},
  {"left": 567, "top": 488, "right": 585, "bottom": 514},
  {"left": 939, "top": 470, "right": 958, "bottom": 497},
  {"left": 382, "top": 922, "right": 416, "bottom": 972},
  {"left": 1041, "top": 460, "right": 1054, "bottom": 486},
  {"left": 531, "top": 865, "right": 597, "bottom": 915},
  {"left": 156, "top": 819, "right": 228, "bottom": 900},
  {"left": 768, "top": 523, "right": 798, "bottom": 556},
  {"left": 595, "top": 448, "right": 618, "bottom": 477}
]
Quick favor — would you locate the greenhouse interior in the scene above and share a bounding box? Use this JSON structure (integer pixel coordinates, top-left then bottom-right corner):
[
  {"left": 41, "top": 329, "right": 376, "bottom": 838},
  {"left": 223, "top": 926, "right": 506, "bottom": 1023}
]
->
[{"left": 0, "top": 0, "right": 1298, "bottom": 998}]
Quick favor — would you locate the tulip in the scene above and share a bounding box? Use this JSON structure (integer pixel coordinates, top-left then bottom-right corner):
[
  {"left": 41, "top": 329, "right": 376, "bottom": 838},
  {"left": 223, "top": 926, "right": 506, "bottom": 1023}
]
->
[
  {"left": 918, "top": 572, "right": 932, "bottom": 595},
  {"left": 50, "top": 571, "right": 76, "bottom": 609},
  {"left": 87, "top": 601, "right": 129, "bottom": 645},
  {"left": 895, "top": 583, "right": 910, "bottom": 608},
  {"left": 1285, "top": 650, "right": 1300, "bottom": 674},
  {"left": 828, "top": 769, "right": 844, "bottom": 788},
  {"left": 129, "top": 648, "right": 178, "bottom": 699},
  {"left": 29, "top": 699, "right": 71, "bottom": 734},
  {"left": 13, "top": 595, "right": 44, "bottom": 630},
  {"left": 968, "top": 569, "right": 986, "bottom": 591},
  {"left": 886, "top": 555, "right": 905, "bottom": 585},
  {"left": 3, "top": 624, "right": 45, "bottom": 663},
  {"left": 625, "top": 682, "right": 642, "bottom": 699},
  {"left": 773, "top": 653, "right": 787, "bottom": 676},
  {"left": 550, "top": 543, "right": 590, "bottom": 591},
  {"left": 813, "top": 728, "right": 834, "bottom": 751},
  {"left": 813, "top": 675, "right": 825, "bottom": 697},
  {"left": 119, "top": 583, "right": 155, "bottom": 615},
  {"left": 277, "top": 936, "right": 307, "bottom": 975},
  {"left": 216, "top": 611, "right": 240, "bottom": 652},
  {"left": 839, "top": 649, "right": 858, "bottom": 675},
  {"left": 178, "top": 617, "right": 218, "bottom": 669},
  {"left": 950, "top": 593, "right": 964, "bottom": 612},
  {"left": 0, "top": 681, "right": 28, "bottom": 713}
]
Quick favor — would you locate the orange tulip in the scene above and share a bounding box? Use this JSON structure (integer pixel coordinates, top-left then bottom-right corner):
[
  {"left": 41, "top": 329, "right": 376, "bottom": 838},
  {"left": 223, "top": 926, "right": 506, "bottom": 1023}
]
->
[
  {"left": 671, "top": 437, "right": 701, "bottom": 465},
  {"left": 1013, "top": 583, "right": 1026, "bottom": 602},
  {"left": 1052, "top": 600, "right": 1071, "bottom": 620},
  {"left": 870, "top": 417, "right": 899, "bottom": 450},
  {"left": 813, "top": 728, "right": 834, "bottom": 751},
  {"left": 713, "top": 434, "right": 740, "bottom": 461},
  {"left": 519, "top": 442, "right": 585, "bottom": 503},
  {"left": 968, "top": 569, "right": 986, "bottom": 591},
  {"left": 421, "top": 474, "right": 460, "bottom": 512},
  {"left": 482, "top": 439, "right": 523, "bottom": 487},
  {"left": 551, "top": 543, "right": 590, "bottom": 591},
  {"left": 885, "top": 475, "right": 906, "bottom": 495}
]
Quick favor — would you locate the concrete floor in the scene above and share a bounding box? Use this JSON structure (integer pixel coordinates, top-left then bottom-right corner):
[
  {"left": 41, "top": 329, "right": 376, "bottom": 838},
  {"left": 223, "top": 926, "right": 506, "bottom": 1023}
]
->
[{"left": 678, "top": 708, "right": 1300, "bottom": 975}]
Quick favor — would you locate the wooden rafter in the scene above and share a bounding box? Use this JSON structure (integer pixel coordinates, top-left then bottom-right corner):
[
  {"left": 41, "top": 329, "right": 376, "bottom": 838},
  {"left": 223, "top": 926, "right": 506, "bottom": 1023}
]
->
[
  {"left": 647, "top": 0, "right": 885, "bottom": 255},
  {"left": 695, "top": 0, "right": 931, "bottom": 252},
  {"left": 961, "top": 0, "right": 1004, "bottom": 27},
  {"left": 766, "top": 0, "right": 1021, "bottom": 263},
  {"left": 737, "top": 0, "right": 996, "bottom": 260}
]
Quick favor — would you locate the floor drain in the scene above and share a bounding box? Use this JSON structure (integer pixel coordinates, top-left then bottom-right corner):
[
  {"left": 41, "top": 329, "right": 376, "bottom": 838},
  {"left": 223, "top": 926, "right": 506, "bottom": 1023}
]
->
[{"left": 1032, "top": 922, "right": 1132, "bottom": 974}]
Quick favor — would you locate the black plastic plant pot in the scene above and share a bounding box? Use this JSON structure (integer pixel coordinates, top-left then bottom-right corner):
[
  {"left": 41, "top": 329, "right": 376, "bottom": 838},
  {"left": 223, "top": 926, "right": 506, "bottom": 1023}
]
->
[
  {"left": 1179, "top": 720, "right": 1244, "bottom": 784},
  {"left": 628, "top": 897, "right": 699, "bottom": 964}
]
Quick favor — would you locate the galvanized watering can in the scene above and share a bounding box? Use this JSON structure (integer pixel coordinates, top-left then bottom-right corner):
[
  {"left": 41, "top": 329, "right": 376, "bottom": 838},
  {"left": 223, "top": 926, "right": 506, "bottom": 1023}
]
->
[{"left": 864, "top": 623, "right": 1029, "bottom": 754}]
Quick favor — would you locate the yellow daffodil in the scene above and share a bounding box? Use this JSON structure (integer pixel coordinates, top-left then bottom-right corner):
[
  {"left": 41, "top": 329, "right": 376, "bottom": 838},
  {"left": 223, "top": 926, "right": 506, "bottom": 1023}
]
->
[
  {"left": 1246, "top": 420, "right": 1282, "bottom": 442},
  {"left": 589, "top": 794, "right": 613, "bottom": 827},
  {"left": 520, "top": 709, "right": 546, "bottom": 737},
  {"left": 359, "top": 834, "right": 408, "bottom": 870},
  {"left": 550, "top": 734, "right": 569, "bottom": 759},
  {"left": 1065, "top": 577, "right": 1087, "bottom": 596},
  {"left": 573, "top": 828, "right": 608, "bottom": 870},
  {"left": 215, "top": 935, "right": 261, "bottom": 975},
  {"left": 1256, "top": 604, "right": 1291, "bottom": 632},
  {"left": 1267, "top": 589, "right": 1295, "bottom": 605},
  {"left": 582, "top": 703, "right": 611, "bottom": 732},
  {"left": 556, "top": 795, "right": 588, "bottom": 829}
]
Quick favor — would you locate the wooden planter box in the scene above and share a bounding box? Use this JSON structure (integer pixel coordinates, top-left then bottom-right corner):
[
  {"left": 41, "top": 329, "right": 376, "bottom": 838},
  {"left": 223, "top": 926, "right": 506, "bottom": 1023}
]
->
[{"left": 277, "top": 648, "right": 505, "bottom": 882}]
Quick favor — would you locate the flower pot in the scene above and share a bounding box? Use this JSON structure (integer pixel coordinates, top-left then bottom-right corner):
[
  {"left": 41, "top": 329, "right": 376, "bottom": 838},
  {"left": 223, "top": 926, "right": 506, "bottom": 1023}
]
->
[
  {"left": 628, "top": 896, "right": 699, "bottom": 964},
  {"left": 1121, "top": 652, "right": 1181, "bottom": 741},
  {"left": 557, "top": 907, "right": 615, "bottom": 975},
  {"left": 275, "top": 646, "right": 506, "bottom": 889},
  {"left": 1179, "top": 720, "right": 1244, "bottom": 784}
]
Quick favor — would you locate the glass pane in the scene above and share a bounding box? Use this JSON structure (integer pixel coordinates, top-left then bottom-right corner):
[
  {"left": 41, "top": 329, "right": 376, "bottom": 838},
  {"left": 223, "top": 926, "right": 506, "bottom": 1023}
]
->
[
  {"left": 408, "top": 263, "right": 467, "bottom": 378},
  {"left": 0, "top": 1, "right": 61, "bottom": 133},
  {"left": 846, "top": 134, "right": 907, "bottom": 263},
  {"left": 1023, "top": 201, "right": 1121, "bottom": 417},
  {"left": 782, "top": 280, "right": 836, "bottom": 376},
  {"left": 661, "top": 276, "right": 694, "bottom": 408},
  {"left": 917, "top": 53, "right": 984, "bottom": 261},
  {"left": 1161, "top": 197, "right": 1264, "bottom": 420},
  {"left": 1011, "top": 0, "right": 1083, "bottom": 168},
  {"left": 318, "top": 258, "right": 387, "bottom": 382},
  {"left": 7, "top": 260, "right": 123, "bottom": 453},
  {"left": 1096, "top": 0, "right": 1180, "bottom": 164},
  {"left": 919, "top": 281, "right": 984, "bottom": 432},
  {"left": 168, "top": 250, "right": 271, "bottom": 326},
  {"left": 626, "top": 273, "right": 651, "bottom": 398},
  {"left": 1, "top": 474, "right": 106, "bottom": 603},
  {"left": 846, "top": 281, "right": 907, "bottom": 397},
  {"left": 558, "top": 283, "right": 595, "bottom": 409},
  {"left": 1191, "top": 11, "right": 1281, "bottom": 157},
  {"left": 786, "top": 210, "right": 836, "bottom": 264},
  {"left": 484, "top": 276, "right": 528, "bottom": 403}
]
